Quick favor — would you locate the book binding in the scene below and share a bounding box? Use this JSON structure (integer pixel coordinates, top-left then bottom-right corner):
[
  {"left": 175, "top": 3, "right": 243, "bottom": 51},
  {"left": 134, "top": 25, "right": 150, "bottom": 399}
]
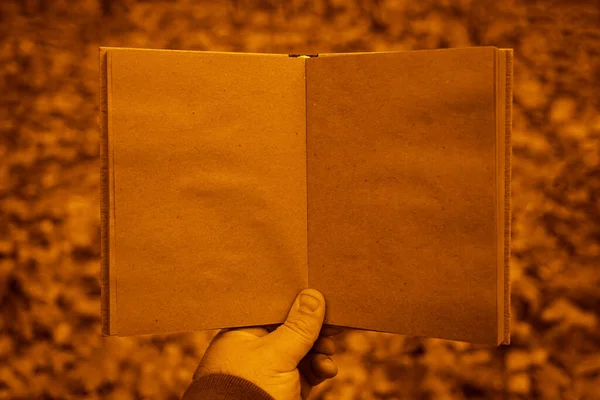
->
[{"left": 99, "top": 47, "right": 111, "bottom": 336}]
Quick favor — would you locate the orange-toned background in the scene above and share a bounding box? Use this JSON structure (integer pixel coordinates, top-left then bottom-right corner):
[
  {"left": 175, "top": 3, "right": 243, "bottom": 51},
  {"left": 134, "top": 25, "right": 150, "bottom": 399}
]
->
[{"left": 1, "top": 0, "right": 599, "bottom": 399}]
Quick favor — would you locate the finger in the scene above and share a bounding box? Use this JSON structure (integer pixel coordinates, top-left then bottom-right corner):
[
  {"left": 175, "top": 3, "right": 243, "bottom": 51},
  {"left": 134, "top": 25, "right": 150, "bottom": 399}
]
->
[
  {"left": 299, "top": 358, "right": 315, "bottom": 400},
  {"left": 266, "top": 289, "right": 326, "bottom": 365},
  {"left": 219, "top": 326, "right": 270, "bottom": 338},
  {"left": 265, "top": 322, "right": 344, "bottom": 337},
  {"left": 311, "top": 353, "right": 338, "bottom": 379},
  {"left": 321, "top": 325, "right": 344, "bottom": 336},
  {"left": 298, "top": 354, "right": 328, "bottom": 387},
  {"left": 267, "top": 324, "right": 343, "bottom": 336},
  {"left": 310, "top": 336, "right": 335, "bottom": 356}
]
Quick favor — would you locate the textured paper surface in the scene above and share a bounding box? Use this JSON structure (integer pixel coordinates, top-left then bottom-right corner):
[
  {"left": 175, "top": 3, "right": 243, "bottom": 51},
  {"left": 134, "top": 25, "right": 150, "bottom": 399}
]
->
[
  {"left": 306, "top": 47, "right": 500, "bottom": 344},
  {"left": 102, "top": 47, "right": 510, "bottom": 344},
  {"left": 107, "top": 48, "right": 307, "bottom": 335}
]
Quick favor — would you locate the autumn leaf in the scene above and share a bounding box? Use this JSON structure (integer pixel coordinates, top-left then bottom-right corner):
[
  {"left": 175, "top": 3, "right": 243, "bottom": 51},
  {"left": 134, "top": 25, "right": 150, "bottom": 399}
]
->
[{"left": 541, "top": 298, "right": 598, "bottom": 330}]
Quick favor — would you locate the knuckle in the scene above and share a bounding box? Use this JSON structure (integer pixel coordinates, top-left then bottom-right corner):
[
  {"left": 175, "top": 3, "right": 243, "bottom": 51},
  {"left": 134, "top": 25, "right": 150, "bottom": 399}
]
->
[{"left": 283, "top": 318, "right": 314, "bottom": 343}]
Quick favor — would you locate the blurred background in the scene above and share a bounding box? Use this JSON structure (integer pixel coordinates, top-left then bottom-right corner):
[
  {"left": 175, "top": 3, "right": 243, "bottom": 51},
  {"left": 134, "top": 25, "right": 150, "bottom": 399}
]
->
[{"left": 1, "top": 0, "right": 599, "bottom": 399}]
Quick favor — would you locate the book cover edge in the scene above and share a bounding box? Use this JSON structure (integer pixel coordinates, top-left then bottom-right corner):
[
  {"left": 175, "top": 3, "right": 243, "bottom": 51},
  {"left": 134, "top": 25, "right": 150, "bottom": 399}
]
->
[
  {"left": 99, "top": 47, "right": 113, "bottom": 336},
  {"left": 318, "top": 46, "right": 500, "bottom": 57},
  {"left": 502, "top": 48, "right": 513, "bottom": 346},
  {"left": 96, "top": 46, "right": 290, "bottom": 57}
]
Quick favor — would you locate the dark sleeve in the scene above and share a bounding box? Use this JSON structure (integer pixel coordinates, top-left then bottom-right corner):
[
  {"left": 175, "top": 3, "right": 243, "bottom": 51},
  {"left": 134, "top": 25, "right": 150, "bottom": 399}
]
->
[{"left": 181, "top": 373, "right": 275, "bottom": 400}]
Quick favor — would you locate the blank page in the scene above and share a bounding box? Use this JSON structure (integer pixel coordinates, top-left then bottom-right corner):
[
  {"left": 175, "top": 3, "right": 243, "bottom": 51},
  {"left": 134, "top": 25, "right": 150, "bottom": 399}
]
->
[
  {"left": 306, "top": 47, "right": 499, "bottom": 344},
  {"left": 107, "top": 49, "right": 307, "bottom": 335}
]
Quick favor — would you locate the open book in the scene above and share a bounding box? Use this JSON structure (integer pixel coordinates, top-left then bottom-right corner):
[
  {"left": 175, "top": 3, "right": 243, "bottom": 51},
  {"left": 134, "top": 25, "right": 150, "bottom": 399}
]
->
[{"left": 99, "top": 46, "right": 512, "bottom": 345}]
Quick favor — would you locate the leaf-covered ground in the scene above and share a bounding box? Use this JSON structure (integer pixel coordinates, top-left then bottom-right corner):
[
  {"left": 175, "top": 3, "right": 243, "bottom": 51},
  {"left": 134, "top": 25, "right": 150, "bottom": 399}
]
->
[{"left": 1, "top": 0, "right": 599, "bottom": 399}]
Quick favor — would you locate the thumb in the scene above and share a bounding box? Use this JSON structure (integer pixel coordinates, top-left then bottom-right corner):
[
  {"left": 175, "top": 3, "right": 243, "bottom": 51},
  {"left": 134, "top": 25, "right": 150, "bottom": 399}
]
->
[{"left": 264, "top": 289, "right": 325, "bottom": 366}]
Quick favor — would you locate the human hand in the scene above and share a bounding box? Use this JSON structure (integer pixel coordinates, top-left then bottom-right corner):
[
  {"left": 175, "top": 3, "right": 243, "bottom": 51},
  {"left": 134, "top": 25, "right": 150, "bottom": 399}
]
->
[{"left": 192, "top": 289, "right": 343, "bottom": 400}]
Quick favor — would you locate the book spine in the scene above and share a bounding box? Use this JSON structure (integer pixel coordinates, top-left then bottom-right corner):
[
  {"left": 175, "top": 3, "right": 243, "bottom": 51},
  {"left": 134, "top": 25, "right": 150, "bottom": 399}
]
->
[
  {"left": 99, "top": 48, "right": 111, "bottom": 336},
  {"left": 289, "top": 54, "right": 319, "bottom": 58},
  {"left": 503, "top": 49, "right": 513, "bottom": 345}
]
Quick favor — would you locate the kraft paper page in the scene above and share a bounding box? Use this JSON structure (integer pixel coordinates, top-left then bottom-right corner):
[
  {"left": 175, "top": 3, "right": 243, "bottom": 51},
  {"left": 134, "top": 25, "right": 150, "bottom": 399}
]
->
[
  {"left": 306, "top": 47, "right": 500, "bottom": 344},
  {"left": 107, "top": 49, "right": 308, "bottom": 336}
]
